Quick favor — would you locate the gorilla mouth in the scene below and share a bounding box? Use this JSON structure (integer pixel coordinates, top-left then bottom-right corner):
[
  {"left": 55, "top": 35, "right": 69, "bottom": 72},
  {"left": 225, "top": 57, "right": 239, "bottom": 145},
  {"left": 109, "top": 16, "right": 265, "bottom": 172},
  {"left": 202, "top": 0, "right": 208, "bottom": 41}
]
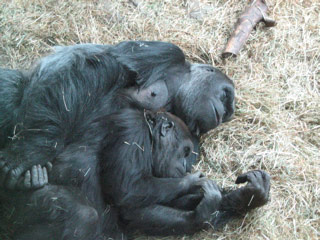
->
[
  {"left": 183, "top": 158, "right": 188, "bottom": 172},
  {"left": 210, "top": 100, "right": 222, "bottom": 126},
  {"left": 175, "top": 158, "right": 188, "bottom": 178},
  {"left": 214, "top": 105, "right": 221, "bottom": 125}
]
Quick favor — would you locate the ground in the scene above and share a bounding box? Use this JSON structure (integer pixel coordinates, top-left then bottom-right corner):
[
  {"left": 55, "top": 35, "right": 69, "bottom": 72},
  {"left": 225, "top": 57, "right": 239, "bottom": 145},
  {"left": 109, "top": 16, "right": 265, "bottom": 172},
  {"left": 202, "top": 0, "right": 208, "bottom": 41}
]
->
[{"left": 0, "top": 0, "right": 319, "bottom": 239}]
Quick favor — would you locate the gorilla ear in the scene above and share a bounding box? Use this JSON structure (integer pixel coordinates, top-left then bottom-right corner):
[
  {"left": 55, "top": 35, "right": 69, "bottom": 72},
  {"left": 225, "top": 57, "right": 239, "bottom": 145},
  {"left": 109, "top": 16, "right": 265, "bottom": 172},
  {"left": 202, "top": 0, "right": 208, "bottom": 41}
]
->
[
  {"left": 144, "top": 110, "right": 156, "bottom": 129},
  {"left": 160, "top": 121, "right": 174, "bottom": 137}
]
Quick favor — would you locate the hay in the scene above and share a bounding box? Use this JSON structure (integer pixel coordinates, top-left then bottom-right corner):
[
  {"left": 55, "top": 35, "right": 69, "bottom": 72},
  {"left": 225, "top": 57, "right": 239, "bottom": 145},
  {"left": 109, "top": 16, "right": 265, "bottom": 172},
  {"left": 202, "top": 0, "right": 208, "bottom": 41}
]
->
[{"left": 0, "top": 0, "right": 319, "bottom": 239}]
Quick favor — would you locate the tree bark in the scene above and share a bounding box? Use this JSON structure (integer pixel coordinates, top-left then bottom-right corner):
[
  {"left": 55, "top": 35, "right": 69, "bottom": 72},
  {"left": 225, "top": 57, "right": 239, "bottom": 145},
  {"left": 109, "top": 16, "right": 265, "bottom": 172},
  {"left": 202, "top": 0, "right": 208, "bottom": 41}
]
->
[{"left": 222, "top": 0, "right": 276, "bottom": 58}]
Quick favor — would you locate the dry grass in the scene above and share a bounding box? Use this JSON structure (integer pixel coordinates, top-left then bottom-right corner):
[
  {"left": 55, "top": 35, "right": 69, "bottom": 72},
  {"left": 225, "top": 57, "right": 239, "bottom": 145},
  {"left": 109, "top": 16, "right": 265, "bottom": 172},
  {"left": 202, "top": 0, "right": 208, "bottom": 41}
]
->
[{"left": 0, "top": 0, "right": 319, "bottom": 239}]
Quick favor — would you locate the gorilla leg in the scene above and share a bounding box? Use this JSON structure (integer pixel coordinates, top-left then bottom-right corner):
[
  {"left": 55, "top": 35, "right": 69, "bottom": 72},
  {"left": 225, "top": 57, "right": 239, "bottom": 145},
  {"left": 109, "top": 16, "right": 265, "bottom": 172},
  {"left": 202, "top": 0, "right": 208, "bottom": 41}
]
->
[{"left": 10, "top": 185, "right": 99, "bottom": 240}]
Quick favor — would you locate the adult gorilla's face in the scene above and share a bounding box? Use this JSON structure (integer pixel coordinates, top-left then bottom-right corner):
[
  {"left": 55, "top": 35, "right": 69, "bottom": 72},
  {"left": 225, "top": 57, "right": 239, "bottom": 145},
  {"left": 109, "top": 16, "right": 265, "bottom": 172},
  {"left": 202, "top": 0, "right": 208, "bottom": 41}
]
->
[
  {"left": 170, "top": 63, "right": 235, "bottom": 136},
  {"left": 129, "top": 63, "right": 235, "bottom": 136},
  {"left": 116, "top": 41, "right": 235, "bottom": 136}
]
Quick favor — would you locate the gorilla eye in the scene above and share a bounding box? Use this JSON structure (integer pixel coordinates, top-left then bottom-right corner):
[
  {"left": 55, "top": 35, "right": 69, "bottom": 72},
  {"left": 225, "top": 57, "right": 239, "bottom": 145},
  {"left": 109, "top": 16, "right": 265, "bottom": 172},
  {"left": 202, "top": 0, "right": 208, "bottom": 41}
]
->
[
  {"left": 148, "top": 119, "right": 155, "bottom": 125},
  {"left": 184, "top": 146, "right": 191, "bottom": 158},
  {"left": 220, "top": 91, "right": 227, "bottom": 102},
  {"left": 151, "top": 92, "right": 156, "bottom": 97},
  {"left": 167, "top": 121, "right": 174, "bottom": 129}
]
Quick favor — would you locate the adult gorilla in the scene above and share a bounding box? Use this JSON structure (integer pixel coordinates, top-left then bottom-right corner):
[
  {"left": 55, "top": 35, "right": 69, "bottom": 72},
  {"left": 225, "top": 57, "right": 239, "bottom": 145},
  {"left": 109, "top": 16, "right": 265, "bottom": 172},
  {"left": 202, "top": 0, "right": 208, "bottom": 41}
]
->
[
  {"left": 0, "top": 41, "right": 235, "bottom": 188},
  {"left": 0, "top": 104, "right": 270, "bottom": 239}
]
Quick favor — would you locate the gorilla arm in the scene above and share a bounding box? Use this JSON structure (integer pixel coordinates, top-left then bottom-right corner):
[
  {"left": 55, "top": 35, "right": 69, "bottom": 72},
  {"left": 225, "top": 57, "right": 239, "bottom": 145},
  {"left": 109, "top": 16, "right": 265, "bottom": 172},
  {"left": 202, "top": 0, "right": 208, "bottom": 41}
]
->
[
  {"left": 121, "top": 180, "right": 222, "bottom": 236},
  {"left": 125, "top": 170, "right": 271, "bottom": 235},
  {"left": 123, "top": 170, "right": 271, "bottom": 234},
  {"left": 114, "top": 172, "right": 206, "bottom": 208}
]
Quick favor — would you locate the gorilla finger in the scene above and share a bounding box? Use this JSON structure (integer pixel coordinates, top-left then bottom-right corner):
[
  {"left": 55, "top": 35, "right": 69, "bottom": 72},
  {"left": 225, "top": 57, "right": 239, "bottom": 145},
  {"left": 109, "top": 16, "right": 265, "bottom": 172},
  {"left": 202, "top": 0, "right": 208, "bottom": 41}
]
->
[
  {"left": 235, "top": 172, "right": 249, "bottom": 184},
  {"left": 201, "top": 180, "right": 210, "bottom": 190},
  {"left": 244, "top": 171, "right": 269, "bottom": 198},
  {"left": 43, "top": 167, "right": 48, "bottom": 184},
  {"left": 209, "top": 180, "right": 220, "bottom": 192},
  {"left": 6, "top": 167, "right": 24, "bottom": 189},
  {"left": 195, "top": 177, "right": 209, "bottom": 187},
  {"left": 46, "top": 162, "right": 53, "bottom": 172},
  {"left": 206, "top": 180, "right": 221, "bottom": 195},
  {"left": 15, "top": 175, "right": 25, "bottom": 190},
  {"left": 31, "top": 165, "right": 39, "bottom": 188},
  {"left": 260, "top": 170, "right": 271, "bottom": 185},
  {"left": 202, "top": 180, "right": 215, "bottom": 192},
  {"left": 24, "top": 170, "right": 31, "bottom": 189},
  {"left": 251, "top": 171, "right": 263, "bottom": 185},
  {"left": 236, "top": 170, "right": 263, "bottom": 185},
  {"left": 250, "top": 170, "right": 268, "bottom": 189},
  {"left": 37, "top": 165, "right": 44, "bottom": 186},
  {"left": 193, "top": 171, "right": 204, "bottom": 178},
  {"left": 0, "top": 165, "right": 10, "bottom": 185},
  {"left": 203, "top": 179, "right": 214, "bottom": 188},
  {"left": 261, "top": 171, "right": 271, "bottom": 193},
  {"left": 0, "top": 161, "right": 5, "bottom": 168}
]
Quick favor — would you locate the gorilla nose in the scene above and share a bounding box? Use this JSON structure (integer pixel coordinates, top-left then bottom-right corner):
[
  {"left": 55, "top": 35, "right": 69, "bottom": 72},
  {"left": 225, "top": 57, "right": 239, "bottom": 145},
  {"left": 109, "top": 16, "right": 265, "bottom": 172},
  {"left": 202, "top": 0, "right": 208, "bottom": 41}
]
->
[
  {"left": 184, "top": 146, "right": 191, "bottom": 158},
  {"left": 221, "top": 85, "right": 235, "bottom": 122},
  {"left": 200, "top": 64, "right": 216, "bottom": 73}
]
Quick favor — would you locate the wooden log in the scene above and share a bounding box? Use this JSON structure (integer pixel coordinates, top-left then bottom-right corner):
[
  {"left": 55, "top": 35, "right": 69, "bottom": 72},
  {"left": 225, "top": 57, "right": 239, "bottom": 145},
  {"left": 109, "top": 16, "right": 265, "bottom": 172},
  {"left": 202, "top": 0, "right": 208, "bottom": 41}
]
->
[{"left": 222, "top": 0, "right": 276, "bottom": 58}]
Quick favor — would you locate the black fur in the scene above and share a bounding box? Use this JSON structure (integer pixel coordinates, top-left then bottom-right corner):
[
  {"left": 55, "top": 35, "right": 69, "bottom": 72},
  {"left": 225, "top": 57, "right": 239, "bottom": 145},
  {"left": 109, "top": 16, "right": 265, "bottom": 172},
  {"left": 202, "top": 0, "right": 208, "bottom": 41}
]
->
[
  {"left": 0, "top": 104, "right": 216, "bottom": 239},
  {"left": 0, "top": 104, "right": 270, "bottom": 239},
  {"left": 0, "top": 41, "right": 265, "bottom": 239},
  {"left": 0, "top": 41, "right": 235, "bottom": 187}
]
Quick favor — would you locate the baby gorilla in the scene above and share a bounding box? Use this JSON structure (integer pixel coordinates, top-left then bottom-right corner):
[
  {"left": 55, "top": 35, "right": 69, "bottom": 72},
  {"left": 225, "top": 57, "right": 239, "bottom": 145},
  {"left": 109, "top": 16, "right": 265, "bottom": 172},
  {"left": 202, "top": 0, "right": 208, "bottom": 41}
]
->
[
  {"left": 0, "top": 106, "right": 220, "bottom": 240},
  {"left": 100, "top": 109, "right": 270, "bottom": 235},
  {"left": 0, "top": 106, "right": 270, "bottom": 240}
]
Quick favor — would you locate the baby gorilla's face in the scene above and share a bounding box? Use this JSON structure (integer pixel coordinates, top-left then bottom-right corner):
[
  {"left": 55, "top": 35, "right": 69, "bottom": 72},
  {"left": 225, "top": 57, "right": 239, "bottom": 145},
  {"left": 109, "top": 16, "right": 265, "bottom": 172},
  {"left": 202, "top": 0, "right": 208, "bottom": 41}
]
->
[{"left": 145, "top": 111, "right": 193, "bottom": 178}]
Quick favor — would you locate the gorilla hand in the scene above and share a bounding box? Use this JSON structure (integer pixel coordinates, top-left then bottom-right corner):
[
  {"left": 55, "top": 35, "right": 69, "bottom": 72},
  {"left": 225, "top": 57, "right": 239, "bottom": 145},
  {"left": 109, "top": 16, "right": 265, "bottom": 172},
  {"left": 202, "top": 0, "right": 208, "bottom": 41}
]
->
[
  {"left": 220, "top": 170, "right": 270, "bottom": 214},
  {"left": 181, "top": 171, "right": 207, "bottom": 193},
  {"left": 194, "top": 180, "right": 222, "bottom": 223},
  {"left": 15, "top": 164, "right": 49, "bottom": 190},
  {"left": 0, "top": 153, "right": 52, "bottom": 190}
]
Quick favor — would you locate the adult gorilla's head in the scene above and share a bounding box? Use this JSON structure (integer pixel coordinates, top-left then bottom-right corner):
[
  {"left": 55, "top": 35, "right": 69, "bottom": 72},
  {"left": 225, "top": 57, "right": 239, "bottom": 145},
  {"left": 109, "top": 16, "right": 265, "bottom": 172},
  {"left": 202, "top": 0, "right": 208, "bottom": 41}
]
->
[
  {"left": 113, "top": 41, "right": 235, "bottom": 137},
  {"left": 172, "top": 64, "right": 235, "bottom": 135}
]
